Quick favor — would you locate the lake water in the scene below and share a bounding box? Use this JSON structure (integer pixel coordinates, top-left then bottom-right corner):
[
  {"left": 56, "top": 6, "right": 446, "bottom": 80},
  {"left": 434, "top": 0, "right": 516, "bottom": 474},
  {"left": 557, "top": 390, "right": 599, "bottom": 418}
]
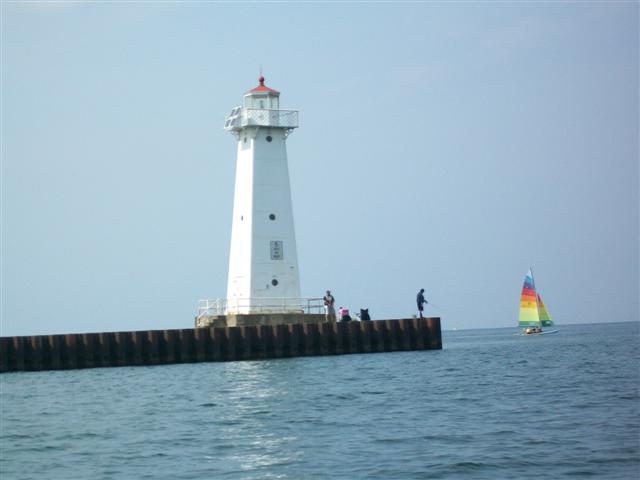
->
[{"left": 1, "top": 322, "right": 638, "bottom": 479}]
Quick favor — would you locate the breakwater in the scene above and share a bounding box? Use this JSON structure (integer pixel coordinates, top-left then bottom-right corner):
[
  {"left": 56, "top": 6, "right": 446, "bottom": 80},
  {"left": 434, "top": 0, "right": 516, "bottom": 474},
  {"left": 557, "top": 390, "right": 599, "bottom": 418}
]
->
[{"left": 0, "top": 317, "right": 441, "bottom": 373}]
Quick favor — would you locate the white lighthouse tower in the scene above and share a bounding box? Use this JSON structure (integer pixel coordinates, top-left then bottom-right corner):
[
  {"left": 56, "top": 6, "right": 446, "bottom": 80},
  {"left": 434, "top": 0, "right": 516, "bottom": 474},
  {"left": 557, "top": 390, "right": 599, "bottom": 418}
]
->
[{"left": 223, "top": 76, "right": 301, "bottom": 314}]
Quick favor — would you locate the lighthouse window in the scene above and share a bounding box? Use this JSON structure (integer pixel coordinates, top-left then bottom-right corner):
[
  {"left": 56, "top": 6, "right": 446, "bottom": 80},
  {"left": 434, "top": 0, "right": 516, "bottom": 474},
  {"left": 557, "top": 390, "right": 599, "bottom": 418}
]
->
[
  {"left": 243, "top": 137, "right": 247, "bottom": 143},
  {"left": 266, "top": 135, "right": 273, "bottom": 142},
  {"left": 271, "top": 279, "right": 279, "bottom": 287},
  {"left": 269, "top": 214, "right": 276, "bottom": 220}
]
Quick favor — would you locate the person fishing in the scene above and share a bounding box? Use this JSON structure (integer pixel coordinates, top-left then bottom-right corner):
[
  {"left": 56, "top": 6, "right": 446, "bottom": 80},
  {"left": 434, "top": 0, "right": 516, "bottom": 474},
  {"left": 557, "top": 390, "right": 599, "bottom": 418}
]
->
[
  {"left": 416, "top": 288, "right": 429, "bottom": 319},
  {"left": 323, "top": 290, "right": 336, "bottom": 322}
]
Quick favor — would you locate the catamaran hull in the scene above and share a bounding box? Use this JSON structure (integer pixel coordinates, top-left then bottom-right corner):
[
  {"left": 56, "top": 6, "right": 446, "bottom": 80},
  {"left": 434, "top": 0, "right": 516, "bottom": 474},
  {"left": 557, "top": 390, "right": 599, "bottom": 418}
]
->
[{"left": 517, "top": 329, "right": 559, "bottom": 336}]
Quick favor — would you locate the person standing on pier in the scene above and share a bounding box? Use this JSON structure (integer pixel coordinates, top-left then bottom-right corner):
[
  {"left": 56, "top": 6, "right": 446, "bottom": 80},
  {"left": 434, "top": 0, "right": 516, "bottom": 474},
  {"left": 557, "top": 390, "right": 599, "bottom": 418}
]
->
[
  {"left": 416, "top": 289, "right": 428, "bottom": 318},
  {"left": 323, "top": 290, "right": 336, "bottom": 322}
]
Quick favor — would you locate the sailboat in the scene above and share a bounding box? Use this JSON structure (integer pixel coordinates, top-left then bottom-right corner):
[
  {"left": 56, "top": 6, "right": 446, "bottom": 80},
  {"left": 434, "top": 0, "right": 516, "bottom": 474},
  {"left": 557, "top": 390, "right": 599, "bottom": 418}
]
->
[{"left": 518, "top": 268, "right": 558, "bottom": 335}]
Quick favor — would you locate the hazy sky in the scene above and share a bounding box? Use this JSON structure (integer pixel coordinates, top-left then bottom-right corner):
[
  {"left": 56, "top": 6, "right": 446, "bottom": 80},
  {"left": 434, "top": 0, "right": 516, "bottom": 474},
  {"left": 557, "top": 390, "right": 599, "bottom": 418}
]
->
[{"left": 1, "top": 2, "right": 638, "bottom": 336}]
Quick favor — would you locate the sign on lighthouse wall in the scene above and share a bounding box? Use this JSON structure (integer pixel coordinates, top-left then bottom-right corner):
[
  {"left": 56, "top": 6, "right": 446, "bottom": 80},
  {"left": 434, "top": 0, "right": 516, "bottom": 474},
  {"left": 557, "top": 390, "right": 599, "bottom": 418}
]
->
[{"left": 223, "top": 76, "right": 302, "bottom": 314}]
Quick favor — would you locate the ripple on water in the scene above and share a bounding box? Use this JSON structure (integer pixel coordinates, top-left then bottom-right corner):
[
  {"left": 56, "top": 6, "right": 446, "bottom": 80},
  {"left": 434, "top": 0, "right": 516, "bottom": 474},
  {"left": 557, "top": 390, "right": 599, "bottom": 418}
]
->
[{"left": 1, "top": 322, "right": 638, "bottom": 480}]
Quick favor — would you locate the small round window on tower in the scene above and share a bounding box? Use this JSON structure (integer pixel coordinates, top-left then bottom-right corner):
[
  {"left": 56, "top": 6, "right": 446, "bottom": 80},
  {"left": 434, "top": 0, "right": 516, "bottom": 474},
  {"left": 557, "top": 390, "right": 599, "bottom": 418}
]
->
[
  {"left": 271, "top": 279, "right": 279, "bottom": 287},
  {"left": 266, "top": 135, "right": 273, "bottom": 143},
  {"left": 269, "top": 214, "right": 276, "bottom": 220}
]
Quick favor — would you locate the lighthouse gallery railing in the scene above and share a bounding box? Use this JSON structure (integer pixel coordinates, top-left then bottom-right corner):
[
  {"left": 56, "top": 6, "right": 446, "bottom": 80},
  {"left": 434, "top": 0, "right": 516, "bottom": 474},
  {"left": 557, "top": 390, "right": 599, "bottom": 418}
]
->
[{"left": 224, "top": 108, "right": 298, "bottom": 131}]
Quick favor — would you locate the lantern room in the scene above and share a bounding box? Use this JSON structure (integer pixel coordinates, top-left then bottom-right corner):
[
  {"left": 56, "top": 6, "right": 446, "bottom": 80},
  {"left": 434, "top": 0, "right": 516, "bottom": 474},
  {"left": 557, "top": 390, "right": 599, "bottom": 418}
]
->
[{"left": 243, "top": 75, "right": 280, "bottom": 110}]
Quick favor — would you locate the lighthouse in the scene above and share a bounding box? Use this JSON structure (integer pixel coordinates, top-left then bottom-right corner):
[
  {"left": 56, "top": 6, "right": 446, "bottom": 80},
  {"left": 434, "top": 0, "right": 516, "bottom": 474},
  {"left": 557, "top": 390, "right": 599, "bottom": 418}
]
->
[{"left": 223, "top": 76, "right": 301, "bottom": 314}]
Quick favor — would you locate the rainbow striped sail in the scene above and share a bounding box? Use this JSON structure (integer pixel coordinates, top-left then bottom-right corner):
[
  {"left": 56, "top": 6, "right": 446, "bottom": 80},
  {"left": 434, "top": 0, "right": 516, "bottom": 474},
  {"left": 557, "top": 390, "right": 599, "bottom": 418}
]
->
[{"left": 519, "top": 269, "right": 540, "bottom": 327}]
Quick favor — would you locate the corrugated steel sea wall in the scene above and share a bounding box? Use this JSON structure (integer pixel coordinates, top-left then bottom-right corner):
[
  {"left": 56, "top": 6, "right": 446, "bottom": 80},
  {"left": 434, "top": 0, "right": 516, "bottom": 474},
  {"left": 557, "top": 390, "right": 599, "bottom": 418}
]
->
[{"left": 0, "top": 318, "right": 441, "bottom": 373}]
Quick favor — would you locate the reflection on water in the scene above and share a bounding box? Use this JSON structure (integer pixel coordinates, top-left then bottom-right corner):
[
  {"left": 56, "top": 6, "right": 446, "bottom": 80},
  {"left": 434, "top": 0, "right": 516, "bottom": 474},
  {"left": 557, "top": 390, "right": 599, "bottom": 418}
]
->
[{"left": 202, "top": 360, "right": 306, "bottom": 474}]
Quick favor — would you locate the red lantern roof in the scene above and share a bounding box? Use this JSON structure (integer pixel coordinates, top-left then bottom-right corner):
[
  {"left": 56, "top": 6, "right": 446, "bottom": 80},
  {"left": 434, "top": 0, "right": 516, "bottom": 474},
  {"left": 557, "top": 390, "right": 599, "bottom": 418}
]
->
[{"left": 246, "top": 75, "right": 280, "bottom": 95}]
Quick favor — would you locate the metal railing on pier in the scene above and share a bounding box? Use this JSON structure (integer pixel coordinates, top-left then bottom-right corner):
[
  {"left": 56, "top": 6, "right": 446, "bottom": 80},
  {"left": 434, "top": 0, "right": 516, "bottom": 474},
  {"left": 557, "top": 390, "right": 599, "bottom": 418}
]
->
[{"left": 197, "top": 297, "right": 325, "bottom": 319}]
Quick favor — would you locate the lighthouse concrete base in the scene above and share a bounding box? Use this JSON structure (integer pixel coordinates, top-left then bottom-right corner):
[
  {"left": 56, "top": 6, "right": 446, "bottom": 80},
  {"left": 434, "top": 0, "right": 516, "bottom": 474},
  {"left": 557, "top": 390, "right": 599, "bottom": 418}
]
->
[{"left": 195, "top": 313, "right": 326, "bottom": 329}]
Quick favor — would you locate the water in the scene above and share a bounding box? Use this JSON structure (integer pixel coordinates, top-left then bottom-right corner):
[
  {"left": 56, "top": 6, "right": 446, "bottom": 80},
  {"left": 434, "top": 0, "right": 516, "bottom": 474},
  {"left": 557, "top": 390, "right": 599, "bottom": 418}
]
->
[{"left": 1, "top": 322, "right": 638, "bottom": 479}]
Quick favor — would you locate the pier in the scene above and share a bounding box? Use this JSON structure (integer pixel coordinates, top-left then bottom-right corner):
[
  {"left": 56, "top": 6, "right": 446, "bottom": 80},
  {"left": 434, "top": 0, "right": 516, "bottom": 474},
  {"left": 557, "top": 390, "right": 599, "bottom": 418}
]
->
[{"left": 0, "top": 317, "right": 441, "bottom": 373}]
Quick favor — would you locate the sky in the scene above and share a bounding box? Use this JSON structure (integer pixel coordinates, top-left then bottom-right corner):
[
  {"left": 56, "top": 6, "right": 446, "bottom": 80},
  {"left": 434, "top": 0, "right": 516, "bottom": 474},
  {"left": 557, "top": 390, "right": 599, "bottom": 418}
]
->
[{"left": 1, "top": 2, "right": 638, "bottom": 336}]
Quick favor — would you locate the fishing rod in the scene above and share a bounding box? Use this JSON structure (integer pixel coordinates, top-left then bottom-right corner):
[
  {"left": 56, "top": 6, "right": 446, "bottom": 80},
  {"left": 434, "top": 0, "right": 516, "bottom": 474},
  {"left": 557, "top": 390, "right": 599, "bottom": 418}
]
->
[{"left": 425, "top": 299, "right": 440, "bottom": 309}]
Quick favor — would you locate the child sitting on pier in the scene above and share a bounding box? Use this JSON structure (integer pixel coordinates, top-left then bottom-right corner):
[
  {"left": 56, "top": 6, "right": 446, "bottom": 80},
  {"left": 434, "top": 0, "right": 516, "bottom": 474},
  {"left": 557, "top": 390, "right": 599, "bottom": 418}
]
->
[{"left": 339, "top": 307, "right": 351, "bottom": 322}]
